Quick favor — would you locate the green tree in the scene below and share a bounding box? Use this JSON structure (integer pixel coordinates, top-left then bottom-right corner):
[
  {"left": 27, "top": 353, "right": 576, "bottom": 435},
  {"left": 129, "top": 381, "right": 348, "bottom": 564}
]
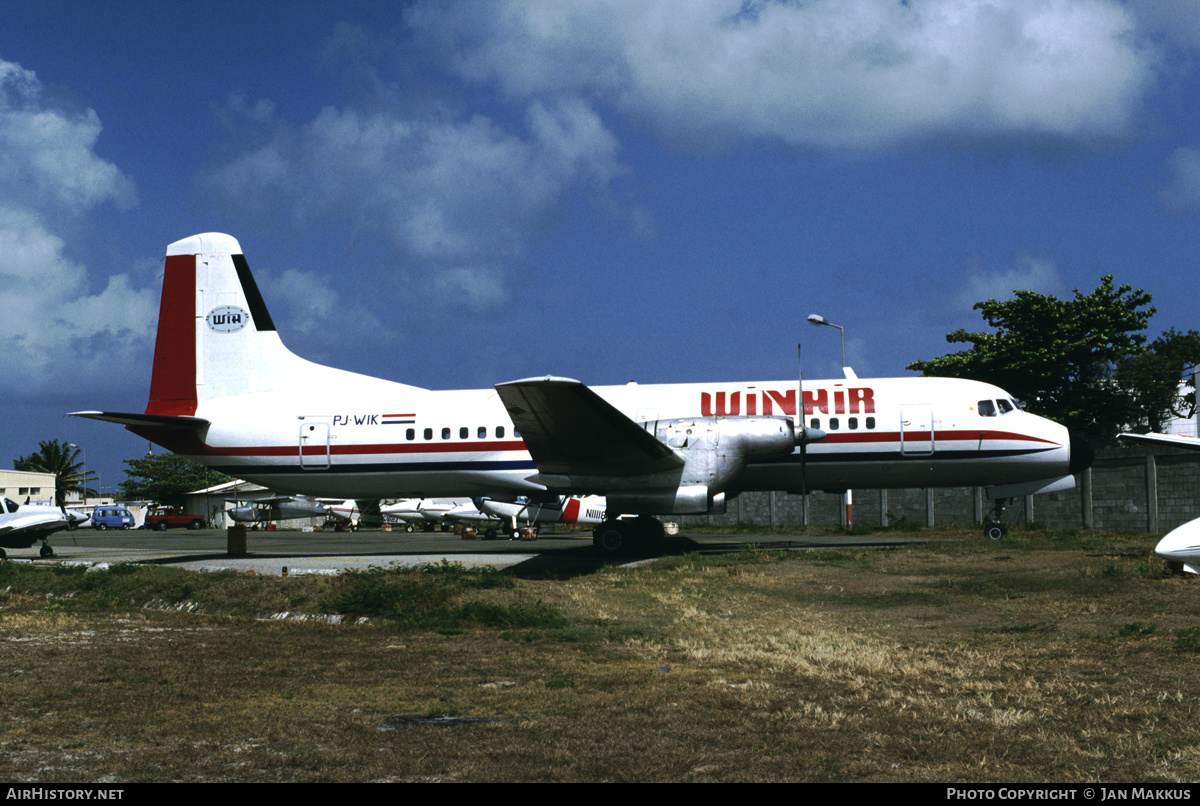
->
[
  {"left": 907, "top": 276, "right": 1200, "bottom": 444},
  {"left": 118, "top": 453, "right": 230, "bottom": 506},
  {"left": 1114, "top": 328, "right": 1200, "bottom": 434},
  {"left": 13, "top": 439, "right": 96, "bottom": 506}
]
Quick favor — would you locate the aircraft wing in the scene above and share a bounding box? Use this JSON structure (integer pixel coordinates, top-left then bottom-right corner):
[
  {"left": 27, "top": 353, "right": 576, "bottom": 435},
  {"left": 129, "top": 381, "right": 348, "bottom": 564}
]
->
[
  {"left": 495, "top": 376, "right": 682, "bottom": 485},
  {"left": 0, "top": 509, "right": 71, "bottom": 549},
  {"left": 1118, "top": 432, "right": 1200, "bottom": 451}
]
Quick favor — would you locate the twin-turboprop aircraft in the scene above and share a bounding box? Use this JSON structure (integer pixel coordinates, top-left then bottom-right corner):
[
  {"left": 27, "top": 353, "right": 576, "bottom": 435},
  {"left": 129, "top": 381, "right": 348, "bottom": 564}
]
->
[{"left": 72, "top": 233, "right": 1092, "bottom": 555}]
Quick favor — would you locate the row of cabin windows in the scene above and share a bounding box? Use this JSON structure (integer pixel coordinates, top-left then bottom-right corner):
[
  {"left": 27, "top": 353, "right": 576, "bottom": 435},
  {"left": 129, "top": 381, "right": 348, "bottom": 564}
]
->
[
  {"left": 404, "top": 426, "right": 518, "bottom": 441},
  {"left": 809, "top": 416, "right": 875, "bottom": 431}
]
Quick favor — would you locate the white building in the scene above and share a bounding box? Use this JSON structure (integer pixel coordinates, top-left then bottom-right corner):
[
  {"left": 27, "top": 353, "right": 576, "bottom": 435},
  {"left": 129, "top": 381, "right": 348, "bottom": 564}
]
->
[{"left": 0, "top": 469, "right": 58, "bottom": 506}]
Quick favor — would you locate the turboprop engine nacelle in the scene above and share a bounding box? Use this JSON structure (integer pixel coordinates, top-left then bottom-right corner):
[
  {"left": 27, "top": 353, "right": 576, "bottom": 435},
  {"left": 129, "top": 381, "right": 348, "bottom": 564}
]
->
[{"left": 608, "top": 415, "right": 800, "bottom": 515}]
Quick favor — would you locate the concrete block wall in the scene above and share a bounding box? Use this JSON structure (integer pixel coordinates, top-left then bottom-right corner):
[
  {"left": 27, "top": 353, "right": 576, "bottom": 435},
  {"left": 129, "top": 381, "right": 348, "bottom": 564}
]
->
[{"left": 682, "top": 444, "right": 1200, "bottom": 532}]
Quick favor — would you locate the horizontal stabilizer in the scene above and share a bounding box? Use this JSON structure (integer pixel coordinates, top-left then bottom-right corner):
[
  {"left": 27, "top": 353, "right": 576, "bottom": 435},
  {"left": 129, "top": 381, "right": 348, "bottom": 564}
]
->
[
  {"left": 495, "top": 376, "right": 682, "bottom": 478},
  {"left": 68, "top": 411, "right": 210, "bottom": 430}
]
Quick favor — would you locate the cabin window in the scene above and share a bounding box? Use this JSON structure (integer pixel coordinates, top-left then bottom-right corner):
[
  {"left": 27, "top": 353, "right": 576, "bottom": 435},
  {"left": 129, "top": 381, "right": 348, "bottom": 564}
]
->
[
  {"left": 978, "top": 400, "right": 997, "bottom": 417},
  {"left": 829, "top": 418, "right": 839, "bottom": 430},
  {"left": 441, "top": 427, "right": 451, "bottom": 440},
  {"left": 497, "top": 426, "right": 505, "bottom": 438},
  {"left": 460, "top": 427, "right": 469, "bottom": 439},
  {"left": 423, "top": 428, "right": 432, "bottom": 440},
  {"left": 810, "top": 418, "right": 820, "bottom": 429},
  {"left": 866, "top": 416, "right": 875, "bottom": 429},
  {"left": 848, "top": 417, "right": 858, "bottom": 429},
  {"left": 406, "top": 428, "right": 414, "bottom": 440},
  {"left": 478, "top": 426, "right": 487, "bottom": 439}
]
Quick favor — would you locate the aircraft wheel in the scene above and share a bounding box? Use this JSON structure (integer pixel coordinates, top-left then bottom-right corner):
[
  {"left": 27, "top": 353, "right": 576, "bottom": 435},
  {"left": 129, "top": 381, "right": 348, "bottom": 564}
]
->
[
  {"left": 984, "top": 522, "right": 1007, "bottom": 540},
  {"left": 484, "top": 528, "right": 497, "bottom": 540},
  {"left": 405, "top": 524, "right": 415, "bottom": 533},
  {"left": 40, "top": 545, "right": 53, "bottom": 558},
  {"left": 594, "top": 523, "right": 627, "bottom": 556},
  {"left": 510, "top": 529, "right": 521, "bottom": 540}
]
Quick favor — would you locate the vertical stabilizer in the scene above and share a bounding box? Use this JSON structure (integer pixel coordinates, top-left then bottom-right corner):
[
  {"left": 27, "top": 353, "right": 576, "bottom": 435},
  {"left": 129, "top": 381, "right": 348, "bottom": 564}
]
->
[{"left": 146, "top": 233, "right": 309, "bottom": 415}]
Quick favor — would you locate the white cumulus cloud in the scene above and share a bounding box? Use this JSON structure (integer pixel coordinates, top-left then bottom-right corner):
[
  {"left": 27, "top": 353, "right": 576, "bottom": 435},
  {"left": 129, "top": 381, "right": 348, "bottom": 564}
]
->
[
  {"left": 0, "top": 59, "right": 151, "bottom": 398},
  {"left": 205, "top": 95, "right": 626, "bottom": 307},
  {"left": 407, "top": 0, "right": 1156, "bottom": 148},
  {"left": 953, "top": 255, "right": 1065, "bottom": 313}
]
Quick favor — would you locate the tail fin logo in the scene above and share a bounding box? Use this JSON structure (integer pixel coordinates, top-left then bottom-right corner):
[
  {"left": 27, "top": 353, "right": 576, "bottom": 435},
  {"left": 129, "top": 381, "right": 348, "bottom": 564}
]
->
[{"left": 206, "top": 306, "right": 249, "bottom": 333}]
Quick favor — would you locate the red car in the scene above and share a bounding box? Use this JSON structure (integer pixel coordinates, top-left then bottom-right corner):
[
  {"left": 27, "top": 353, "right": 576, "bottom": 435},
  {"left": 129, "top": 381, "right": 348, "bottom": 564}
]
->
[{"left": 145, "top": 507, "right": 206, "bottom": 531}]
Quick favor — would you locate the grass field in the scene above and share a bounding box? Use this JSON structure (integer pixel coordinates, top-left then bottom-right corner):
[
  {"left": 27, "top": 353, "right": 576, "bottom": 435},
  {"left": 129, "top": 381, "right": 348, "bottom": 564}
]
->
[{"left": 2, "top": 526, "right": 1198, "bottom": 782}]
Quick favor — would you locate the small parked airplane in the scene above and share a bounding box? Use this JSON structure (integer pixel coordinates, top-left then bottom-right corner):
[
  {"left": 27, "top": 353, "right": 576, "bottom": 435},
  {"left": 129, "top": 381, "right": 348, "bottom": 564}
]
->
[
  {"left": 0, "top": 498, "right": 88, "bottom": 559},
  {"left": 380, "top": 498, "right": 472, "bottom": 531},
  {"left": 1118, "top": 432, "right": 1200, "bottom": 573},
  {"left": 72, "top": 233, "right": 1092, "bottom": 555},
  {"left": 475, "top": 494, "right": 607, "bottom": 539},
  {"left": 226, "top": 495, "right": 331, "bottom": 527}
]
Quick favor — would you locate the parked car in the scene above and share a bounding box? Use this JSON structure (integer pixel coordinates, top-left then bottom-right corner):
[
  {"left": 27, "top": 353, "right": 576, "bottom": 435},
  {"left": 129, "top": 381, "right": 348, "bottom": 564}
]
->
[
  {"left": 145, "top": 507, "right": 206, "bottom": 531},
  {"left": 91, "top": 506, "right": 135, "bottom": 531}
]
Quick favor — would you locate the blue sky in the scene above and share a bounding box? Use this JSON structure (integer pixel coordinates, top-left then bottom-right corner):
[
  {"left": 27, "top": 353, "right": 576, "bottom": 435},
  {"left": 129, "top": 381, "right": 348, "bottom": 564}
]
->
[{"left": 3, "top": 0, "right": 1200, "bottom": 493}]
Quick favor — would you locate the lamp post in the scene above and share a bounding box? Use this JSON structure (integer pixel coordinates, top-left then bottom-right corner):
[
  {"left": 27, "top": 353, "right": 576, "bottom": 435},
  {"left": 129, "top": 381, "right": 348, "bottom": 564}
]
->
[
  {"left": 806, "top": 314, "right": 846, "bottom": 377},
  {"left": 68, "top": 443, "right": 99, "bottom": 507},
  {"left": 806, "top": 314, "right": 853, "bottom": 529}
]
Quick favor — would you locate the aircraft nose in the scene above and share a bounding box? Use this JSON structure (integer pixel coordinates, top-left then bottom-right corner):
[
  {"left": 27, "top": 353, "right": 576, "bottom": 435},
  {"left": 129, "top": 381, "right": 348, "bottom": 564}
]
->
[
  {"left": 1155, "top": 519, "right": 1200, "bottom": 562},
  {"left": 1067, "top": 429, "right": 1095, "bottom": 474}
]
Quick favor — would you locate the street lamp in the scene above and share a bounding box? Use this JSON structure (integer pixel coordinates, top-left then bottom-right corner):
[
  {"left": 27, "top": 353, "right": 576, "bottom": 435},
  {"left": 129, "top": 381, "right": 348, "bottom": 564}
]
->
[
  {"left": 67, "top": 443, "right": 99, "bottom": 507},
  {"left": 806, "top": 313, "right": 847, "bottom": 378},
  {"left": 806, "top": 314, "right": 854, "bottom": 528}
]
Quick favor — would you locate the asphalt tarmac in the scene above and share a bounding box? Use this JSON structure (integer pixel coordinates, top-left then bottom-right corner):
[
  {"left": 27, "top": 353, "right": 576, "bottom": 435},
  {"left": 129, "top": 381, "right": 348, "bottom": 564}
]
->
[{"left": 9, "top": 526, "right": 944, "bottom": 576}]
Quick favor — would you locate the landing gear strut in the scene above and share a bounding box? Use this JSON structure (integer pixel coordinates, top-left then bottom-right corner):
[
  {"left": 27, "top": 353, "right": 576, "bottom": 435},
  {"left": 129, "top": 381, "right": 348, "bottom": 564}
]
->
[
  {"left": 592, "top": 516, "right": 665, "bottom": 557},
  {"left": 984, "top": 497, "right": 1010, "bottom": 540}
]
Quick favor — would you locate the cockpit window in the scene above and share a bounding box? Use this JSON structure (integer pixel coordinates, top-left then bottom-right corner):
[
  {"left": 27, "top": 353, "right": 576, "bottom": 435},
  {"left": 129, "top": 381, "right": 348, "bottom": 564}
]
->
[
  {"left": 996, "top": 398, "right": 1014, "bottom": 414},
  {"left": 978, "top": 400, "right": 996, "bottom": 417}
]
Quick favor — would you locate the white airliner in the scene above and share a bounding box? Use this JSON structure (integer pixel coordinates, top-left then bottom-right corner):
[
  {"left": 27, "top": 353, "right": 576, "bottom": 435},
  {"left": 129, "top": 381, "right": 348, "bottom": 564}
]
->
[
  {"left": 72, "top": 233, "right": 1092, "bottom": 555},
  {"left": 1118, "top": 432, "right": 1200, "bottom": 573},
  {"left": 0, "top": 498, "right": 89, "bottom": 559}
]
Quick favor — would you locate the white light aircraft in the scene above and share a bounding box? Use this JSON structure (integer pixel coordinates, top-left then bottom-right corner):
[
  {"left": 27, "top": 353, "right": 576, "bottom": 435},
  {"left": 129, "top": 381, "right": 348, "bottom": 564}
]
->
[
  {"left": 227, "top": 495, "right": 331, "bottom": 526},
  {"left": 72, "top": 233, "right": 1093, "bottom": 555},
  {"left": 476, "top": 494, "right": 607, "bottom": 538},
  {"left": 380, "top": 498, "right": 472, "bottom": 531},
  {"left": 1118, "top": 432, "right": 1200, "bottom": 573},
  {"left": 0, "top": 498, "right": 88, "bottom": 559}
]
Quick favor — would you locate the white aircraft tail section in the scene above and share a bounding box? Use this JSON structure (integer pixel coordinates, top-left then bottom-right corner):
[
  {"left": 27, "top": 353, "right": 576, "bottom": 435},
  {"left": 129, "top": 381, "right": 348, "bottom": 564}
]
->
[
  {"left": 147, "top": 233, "right": 413, "bottom": 417},
  {"left": 149, "top": 233, "right": 305, "bottom": 414}
]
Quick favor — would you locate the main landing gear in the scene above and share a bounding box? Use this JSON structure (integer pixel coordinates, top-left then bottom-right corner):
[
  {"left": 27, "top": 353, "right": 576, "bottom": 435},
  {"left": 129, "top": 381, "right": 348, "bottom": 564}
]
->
[
  {"left": 984, "top": 497, "right": 1010, "bottom": 540},
  {"left": 592, "top": 516, "right": 665, "bottom": 558}
]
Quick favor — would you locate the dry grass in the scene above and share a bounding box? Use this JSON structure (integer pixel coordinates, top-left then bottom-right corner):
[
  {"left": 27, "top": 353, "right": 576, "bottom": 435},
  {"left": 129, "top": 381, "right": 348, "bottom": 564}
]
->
[{"left": 2, "top": 529, "right": 1199, "bottom": 782}]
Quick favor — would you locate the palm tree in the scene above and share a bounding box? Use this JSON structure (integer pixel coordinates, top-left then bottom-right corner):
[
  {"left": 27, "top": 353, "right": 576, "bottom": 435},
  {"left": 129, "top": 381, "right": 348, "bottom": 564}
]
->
[{"left": 13, "top": 439, "right": 96, "bottom": 506}]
